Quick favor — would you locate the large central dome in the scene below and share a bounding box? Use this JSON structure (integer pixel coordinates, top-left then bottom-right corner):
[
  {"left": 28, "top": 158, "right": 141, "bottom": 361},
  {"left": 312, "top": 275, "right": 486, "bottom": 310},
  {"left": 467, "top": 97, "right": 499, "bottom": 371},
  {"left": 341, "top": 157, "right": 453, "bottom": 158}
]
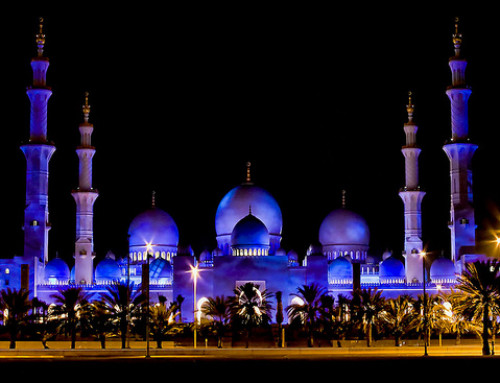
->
[
  {"left": 216, "top": 184, "right": 282, "bottom": 237},
  {"left": 215, "top": 164, "right": 283, "bottom": 256}
]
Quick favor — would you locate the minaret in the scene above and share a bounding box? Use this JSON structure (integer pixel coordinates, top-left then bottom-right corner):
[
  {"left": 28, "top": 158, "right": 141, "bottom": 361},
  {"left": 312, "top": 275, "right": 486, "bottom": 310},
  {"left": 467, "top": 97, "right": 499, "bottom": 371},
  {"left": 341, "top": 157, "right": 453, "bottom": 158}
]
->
[
  {"left": 20, "top": 18, "right": 56, "bottom": 265},
  {"left": 442, "top": 18, "right": 478, "bottom": 265},
  {"left": 399, "top": 92, "right": 426, "bottom": 283},
  {"left": 72, "top": 92, "right": 98, "bottom": 284}
]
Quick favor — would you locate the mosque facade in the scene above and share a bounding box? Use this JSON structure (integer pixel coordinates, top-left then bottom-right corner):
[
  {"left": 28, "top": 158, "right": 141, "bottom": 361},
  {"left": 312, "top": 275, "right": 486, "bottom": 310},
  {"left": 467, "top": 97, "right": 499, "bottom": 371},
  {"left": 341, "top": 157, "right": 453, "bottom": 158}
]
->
[{"left": 0, "top": 19, "right": 489, "bottom": 322}]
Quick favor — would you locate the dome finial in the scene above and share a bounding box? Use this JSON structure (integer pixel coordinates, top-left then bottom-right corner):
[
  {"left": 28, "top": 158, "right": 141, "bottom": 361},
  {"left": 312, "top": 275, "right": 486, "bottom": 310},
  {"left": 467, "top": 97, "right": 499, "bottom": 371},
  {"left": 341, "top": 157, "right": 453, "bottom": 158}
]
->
[
  {"left": 452, "top": 16, "right": 463, "bottom": 57},
  {"left": 249, "top": 204, "right": 252, "bottom": 215},
  {"left": 341, "top": 189, "right": 347, "bottom": 208},
  {"left": 152, "top": 190, "right": 156, "bottom": 207},
  {"left": 35, "top": 17, "right": 46, "bottom": 57},
  {"left": 245, "top": 161, "right": 253, "bottom": 184},
  {"left": 406, "top": 91, "right": 414, "bottom": 123},
  {"left": 82, "top": 92, "right": 91, "bottom": 123}
]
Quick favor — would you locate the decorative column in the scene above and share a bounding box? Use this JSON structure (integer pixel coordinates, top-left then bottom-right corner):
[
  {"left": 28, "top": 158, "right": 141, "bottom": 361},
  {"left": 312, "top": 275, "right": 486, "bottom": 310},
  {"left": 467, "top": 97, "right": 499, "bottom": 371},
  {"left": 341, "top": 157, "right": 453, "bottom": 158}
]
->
[
  {"left": 399, "top": 92, "right": 426, "bottom": 283},
  {"left": 442, "top": 19, "right": 478, "bottom": 265},
  {"left": 72, "top": 92, "right": 98, "bottom": 284},
  {"left": 21, "top": 18, "right": 55, "bottom": 265}
]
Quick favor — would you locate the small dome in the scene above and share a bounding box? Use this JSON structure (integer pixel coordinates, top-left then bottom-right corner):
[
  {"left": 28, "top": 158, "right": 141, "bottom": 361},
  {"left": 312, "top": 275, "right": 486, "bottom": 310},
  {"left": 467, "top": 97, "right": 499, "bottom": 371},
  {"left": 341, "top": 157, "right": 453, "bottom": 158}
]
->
[
  {"left": 128, "top": 207, "right": 179, "bottom": 248},
  {"left": 150, "top": 258, "right": 172, "bottom": 280},
  {"left": 379, "top": 256, "right": 405, "bottom": 281},
  {"left": 328, "top": 257, "right": 353, "bottom": 281},
  {"left": 319, "top": 208, "right": 370, "bottom": 247},
  {"left": 430, "top": 257, "right": 456, "bottom": 283},
  {"left": 231, "top": 214, "right": 270, "bottom": 247},
  {"left": 95, "top": 256, "right": 121, "bottom": 282},
  {"left": 275, "top": 247, "right": 287, "bottom": 256},
  {"left": 382, "top": 249, "right": 393, "bottom": 260},
  {"left": 45, "top": 258, "right": 70, "bottom": 281},
  {"left": 288, "top": 249, "right": 299, "bottom": 261},
  {"left": 199, "top": 249, "right": 212, "bottom": 263}
]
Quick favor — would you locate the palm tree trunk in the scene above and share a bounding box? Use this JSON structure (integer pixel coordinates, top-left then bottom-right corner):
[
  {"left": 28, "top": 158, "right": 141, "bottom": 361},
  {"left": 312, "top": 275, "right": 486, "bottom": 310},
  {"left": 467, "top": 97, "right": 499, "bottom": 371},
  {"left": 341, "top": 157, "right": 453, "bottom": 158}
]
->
[
  {"left": 100, "top": 334, "right": 106, "bottom": 349},
  {"left": 366, "top": 323, "right": 372, "bottom": 347},
  {"left": 307, "top": 324, "right": 314, "bottom": 347},
  {"left": 120, "top": 317, "right": 128, "bottom": 349},
  {"left": 245, "top": 328, "right": 250, "bottom": 348},
  {"left": 71, "top": 318, "right": 77, "bottom": 349},
  {"left": 395, "top": 335, "right": 401, "bottom": 347},
  {"left": 482, "top": 304, "right": 491, "bottom": 356}
]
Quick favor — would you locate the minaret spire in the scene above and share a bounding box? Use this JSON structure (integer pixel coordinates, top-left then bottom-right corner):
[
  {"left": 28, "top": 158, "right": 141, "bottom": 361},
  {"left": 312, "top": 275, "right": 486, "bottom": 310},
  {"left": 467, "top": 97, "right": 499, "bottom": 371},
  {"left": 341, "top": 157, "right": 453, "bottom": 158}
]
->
[
  {"left": 406, "top": 91, "right": 414, "bottom": 124},
  {"left": 72, "top": 92, "right": 98, "bottom": 285},
  {"left": 21, "top": 17, "right": 55, "bottom": 266},
  {"left": 452, "top": 17, "right": 462, "bottom": 58},
  {"left": 399, "top": 91, "right": 426, "bottom": 283},
  {"left": 35, "top": 17, "right": 45, "bottom": 57},
  {"left": 442, "top": 18, "right": 480, "bottom": 267}
]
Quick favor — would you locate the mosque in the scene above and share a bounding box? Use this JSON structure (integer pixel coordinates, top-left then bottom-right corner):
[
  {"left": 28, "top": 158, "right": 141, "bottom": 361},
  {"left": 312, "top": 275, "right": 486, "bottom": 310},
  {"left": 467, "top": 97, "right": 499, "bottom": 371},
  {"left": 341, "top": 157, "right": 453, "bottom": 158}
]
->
[{"left": 0, "top": 19, "right": 489, "bottom": 322}]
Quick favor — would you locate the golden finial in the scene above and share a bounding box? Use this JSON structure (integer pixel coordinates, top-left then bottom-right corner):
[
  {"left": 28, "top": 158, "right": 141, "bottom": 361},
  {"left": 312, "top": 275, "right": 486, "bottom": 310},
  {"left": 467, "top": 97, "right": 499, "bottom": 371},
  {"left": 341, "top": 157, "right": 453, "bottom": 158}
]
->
[
  {"left": 246, "top": 161, "right": 252, "bottom": 184},
  {"left": 82, "top": 92, "right": 91, "bottom": 123},
  {"left": 341, "top": 189, "right": 346, "bottom": 209},
  {"left": 452, "top": 17, "right": 462, "bottom": 57},
  {"left": 152, "top": 190, "right": 156, "bottom": 207},
  {"left": 406, "top": 91, "right": 414, "bottom": 123},
  {"left": 35, "top": 17, "right": 46, "bottom": 57}
]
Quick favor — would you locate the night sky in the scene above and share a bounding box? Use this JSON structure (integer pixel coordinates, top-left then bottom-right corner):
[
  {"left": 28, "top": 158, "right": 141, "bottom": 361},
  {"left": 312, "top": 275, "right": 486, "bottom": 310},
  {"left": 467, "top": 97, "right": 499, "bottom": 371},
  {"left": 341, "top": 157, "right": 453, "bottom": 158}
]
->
[{"left": 3, "top": 7, "right": 500, "bottom": 266}]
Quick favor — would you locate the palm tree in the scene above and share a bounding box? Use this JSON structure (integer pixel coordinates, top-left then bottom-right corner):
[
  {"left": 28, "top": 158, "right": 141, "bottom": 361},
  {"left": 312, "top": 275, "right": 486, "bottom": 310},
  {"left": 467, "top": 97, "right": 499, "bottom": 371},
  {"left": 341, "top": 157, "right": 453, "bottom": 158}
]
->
[
  {"left": 383, "top": 294, "right": 416, "bottom": 346},
  {"left": 414, "top": 292, "right": 440, "bottom": 348},
  {"left": 231, "top": 282, "right": 274, "bottom": 348},
  {"left": 275, "top": 291, "right": 284, "bottom": 347},
  {"left": 150, "top": 296, "right": 180, "bottom": 348},
  {"left": 200, "top": 295, "right": 231, "bottom": 348},
  {"left": 100, "top": 281, "right": 145, "bottom": 349},
  {"left": 50, "top": 286, "right": 91, "bottom": 349},
  {"left": 455, "top": 260, "right": 500, "bottom": 355},
  {"left": 351, "top": 288, "right": 385, "bottom": 347},
  {"left": 0, "top": 288, "right": 31, "bottom": 349},
  {"left": 436, "top": 290, "right": 465, "bottom": 344},
  {"left": 287, "top": 283, "right": 326, "bottom": 347},
  {"left": 87, "top": 298, "right": 113, "bottom": 349},
  {"left": 30, "top": 297, "right": 51, "bottom": 349},
  {"left": 319, "top": 293, "right": 336, "bottom": 346},
  {"left": 334, "top": 294, "right": 351, "bottom": 345}
]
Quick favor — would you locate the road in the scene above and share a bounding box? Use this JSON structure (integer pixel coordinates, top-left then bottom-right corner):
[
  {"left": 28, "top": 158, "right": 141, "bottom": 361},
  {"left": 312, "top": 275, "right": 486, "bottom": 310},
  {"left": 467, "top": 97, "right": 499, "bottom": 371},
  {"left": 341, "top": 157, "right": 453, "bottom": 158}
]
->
[{"left": 1, "top": 347, "right": 499, "bottom": 380}]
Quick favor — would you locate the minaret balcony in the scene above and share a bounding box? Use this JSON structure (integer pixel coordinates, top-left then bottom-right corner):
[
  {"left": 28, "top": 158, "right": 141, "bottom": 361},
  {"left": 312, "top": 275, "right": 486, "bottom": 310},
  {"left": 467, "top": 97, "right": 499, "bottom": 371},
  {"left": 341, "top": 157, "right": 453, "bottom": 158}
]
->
[{"left": 399, "top": 186, "right": 422, "bottom": 192}]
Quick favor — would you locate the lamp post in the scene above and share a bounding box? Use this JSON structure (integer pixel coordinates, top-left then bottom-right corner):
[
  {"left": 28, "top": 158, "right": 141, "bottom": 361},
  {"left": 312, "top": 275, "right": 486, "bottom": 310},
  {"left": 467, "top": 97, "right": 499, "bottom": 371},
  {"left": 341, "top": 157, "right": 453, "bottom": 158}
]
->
[
  {"left": 145, "top": 243, "right": 153, "bottom": 358},
  {"left": 189, "top": 263, "right": 200, "bottom": 349},
  {"left": 422, "top": 251, "right": 428, "bottom": 357}
]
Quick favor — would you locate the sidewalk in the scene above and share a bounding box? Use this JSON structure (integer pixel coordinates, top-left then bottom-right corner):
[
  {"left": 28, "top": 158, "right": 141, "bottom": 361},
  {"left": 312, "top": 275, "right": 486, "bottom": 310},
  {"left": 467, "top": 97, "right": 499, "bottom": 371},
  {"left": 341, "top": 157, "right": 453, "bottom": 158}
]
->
[{"left": 0, "top": 343, "right": 491, "bottom": 358}]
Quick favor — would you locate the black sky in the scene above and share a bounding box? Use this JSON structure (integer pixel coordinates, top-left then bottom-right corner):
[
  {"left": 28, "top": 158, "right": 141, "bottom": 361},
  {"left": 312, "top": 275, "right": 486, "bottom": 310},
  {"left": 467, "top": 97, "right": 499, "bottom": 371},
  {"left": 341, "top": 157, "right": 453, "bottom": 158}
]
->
[{"left": 3, "top": 6, "right": 500, "bottom": 265}]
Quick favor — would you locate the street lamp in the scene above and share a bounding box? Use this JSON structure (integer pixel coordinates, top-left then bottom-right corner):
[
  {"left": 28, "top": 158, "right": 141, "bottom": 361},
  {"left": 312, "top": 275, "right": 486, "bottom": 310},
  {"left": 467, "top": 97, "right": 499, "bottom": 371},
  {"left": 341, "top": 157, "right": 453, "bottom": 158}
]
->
[
  {"left": 189, "top": 263, "right": 200, "bottom": 349},
  {"left": 145, "top": 242, "right": 153, "bottom": 358},
  {"left": 421, "top": 251, "right": 428, "bottom": 357}
]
